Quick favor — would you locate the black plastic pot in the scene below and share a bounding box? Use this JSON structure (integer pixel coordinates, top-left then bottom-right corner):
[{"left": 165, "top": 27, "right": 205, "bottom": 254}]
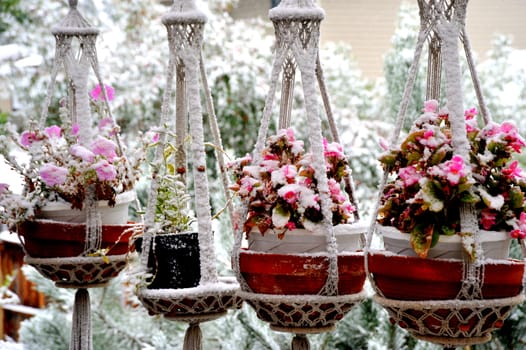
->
[{"left": 136, "top": 232, "right": 200, "bottom": 289}]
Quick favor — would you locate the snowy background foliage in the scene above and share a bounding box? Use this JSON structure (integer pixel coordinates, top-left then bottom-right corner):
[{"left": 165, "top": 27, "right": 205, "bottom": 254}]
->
[{"left": 1, "top": 0, "right": 526, "bottom": 349}]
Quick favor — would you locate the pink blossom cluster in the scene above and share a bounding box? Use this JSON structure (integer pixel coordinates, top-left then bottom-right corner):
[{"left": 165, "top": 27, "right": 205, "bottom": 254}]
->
[
  {"left": 22, "top": 124, "right": 120, "bottom": 190},
  {"left": 0, "top": 85, "right": 141, "bottom": 225},
  {"left": 229, "top": 128, "right": 355, "bottom": 237},
  {"left": 379, "top": 100, "right": 526, "bottom": 258}
]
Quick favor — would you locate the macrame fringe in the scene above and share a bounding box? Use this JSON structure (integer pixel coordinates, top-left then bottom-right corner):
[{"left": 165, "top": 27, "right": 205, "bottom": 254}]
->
[
  {"left": 183, "top": 323, "right": 202, "bottom": 350},
  {"left": 292, "top": 334, "right": 310, "bottom": 350},
  {"left": 70, "top": 288, "right": 92, "bottom": 350}
]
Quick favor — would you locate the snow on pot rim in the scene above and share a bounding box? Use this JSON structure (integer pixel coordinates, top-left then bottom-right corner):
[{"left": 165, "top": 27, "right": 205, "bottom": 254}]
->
[
  {"left": 38, "top": 190, "right": 136, "bottom": 225},
  {"left": 248, "top": 222, "right": 366, "bottom": 253},
  {"left": 379, "top": 224, "right": 511, "bottom": 260}
]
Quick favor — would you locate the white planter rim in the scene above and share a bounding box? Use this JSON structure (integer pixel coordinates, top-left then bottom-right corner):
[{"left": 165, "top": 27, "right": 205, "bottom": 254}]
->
[
  {"left": 250, "top": 222, "right": 367, "bottom": 237},
  {"left": 248, "top": 222, "right": 366, "bottom": 254},
  {"left": 40, "top": 190, "right": 136, "bottom": 212},
  {"left": 379, "top": 224, "right": 510, "bottom": 243}
]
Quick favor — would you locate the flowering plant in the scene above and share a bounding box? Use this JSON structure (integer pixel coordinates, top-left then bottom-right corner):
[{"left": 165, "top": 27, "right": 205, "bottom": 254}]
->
[
  {"left": 228, "top": 128, "right": 356, "bottom": 238},
  {"left": 0, "top": 85, "right": 142, "bottom": 228},
  {"left": 378, "top": 100, "right": 526, "bottom": 258}
]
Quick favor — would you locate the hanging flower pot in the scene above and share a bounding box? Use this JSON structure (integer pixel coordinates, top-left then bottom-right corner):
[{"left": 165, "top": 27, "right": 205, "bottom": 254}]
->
[
  {"left": 229, "top": 2, "right": 366, "bottom": 344},
  {"left": 135, "top": 232, "right": 200, "bottom": 290},
  {"left": 135, "top": 5, "right": 241, "bottom": 350},
  {"left": 366, "top": 1, "right": 526, "bottom": 345}
]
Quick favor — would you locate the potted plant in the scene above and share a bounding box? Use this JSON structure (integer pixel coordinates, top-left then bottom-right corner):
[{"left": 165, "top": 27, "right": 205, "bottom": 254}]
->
[
  {"left": 228, "top": 127, "right": 364, "bottom": 254},
  {"left": 0, "top": 85, "right": 143, "bottom": 286},
  {"left": 229, "top": 128, "right": 366, "bottom": 296},
  {"left": 377, "top": 100, "right": 526, "bottom": 260},
  {"left": 368, "top": 100, "right": 525, "bottom": 341},
  {"left": 135, "top": 138, "right": 200, "bottom": 290}
]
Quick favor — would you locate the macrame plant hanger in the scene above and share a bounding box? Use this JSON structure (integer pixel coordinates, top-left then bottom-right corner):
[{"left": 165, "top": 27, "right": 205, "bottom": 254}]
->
[
  {"left": 365, "top": 0, "right": 525, "bottom": 348},
  {"left": 136, "top": 2, "right": 240, "bottom": 349},
  {"left": 232, "top": 1, "right": 365, "bottom": 349},
  {"left": 21, "top": 1, "right": 138, "bottom": 350}
]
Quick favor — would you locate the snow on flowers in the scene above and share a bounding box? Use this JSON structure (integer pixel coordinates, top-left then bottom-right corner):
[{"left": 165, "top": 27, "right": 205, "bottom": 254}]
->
[
  {"left": 378, "top": 100, "right": 526, "bottom": 258},
  {"left": 228, "top": 128, "right": 356, "bottom": 238},
  {"left": 0, "top": 85, "right": 143, "bottom": 227}
]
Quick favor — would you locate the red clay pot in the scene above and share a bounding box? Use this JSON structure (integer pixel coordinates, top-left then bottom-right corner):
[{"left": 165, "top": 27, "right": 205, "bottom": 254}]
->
[
  {"left": 368, "top": 250, "right": 524, "bottom": 300},
  {"left": 17, "top": 220, "right": 141, "bottom": 258},
  {"left": 239, "top": 249, "right": 365, "bottom": 295}
]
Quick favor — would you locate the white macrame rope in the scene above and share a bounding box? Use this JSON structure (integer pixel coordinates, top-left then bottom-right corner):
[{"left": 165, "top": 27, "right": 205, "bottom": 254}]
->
[
  {"left": 182, "top": 37, "right": 218, "bottom": 284},
  {"left": 70, "top": 289, "right": 92, "bottom": 350},
  {"left": 139, "top": 36, "right": 177, "bottom": 272},
  {"left": 292, "top": 20, "right": 339, "bottom": 294},
  {"left": 200, "top": 52, "right": 236, "bottom": 226},
  {"left": 315, "top": 56, "right": 360, "bottom": 222}
]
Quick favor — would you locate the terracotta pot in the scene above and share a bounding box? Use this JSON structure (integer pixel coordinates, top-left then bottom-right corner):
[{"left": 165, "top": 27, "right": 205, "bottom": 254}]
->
[
  {"left": 368, "top": 251, "right": 524, "bottom": 300},
  {"left": 17, "top": 220, "right": 140, "bottom": 258},
  {"left": 135, "top": 232, "right": 200, "bottom": 289},
  {"left": 239, "top": 250, "right": 365, "bottom": 295},
  {"left": 248, "top": 223, "right": 365, "bottom": 254}
]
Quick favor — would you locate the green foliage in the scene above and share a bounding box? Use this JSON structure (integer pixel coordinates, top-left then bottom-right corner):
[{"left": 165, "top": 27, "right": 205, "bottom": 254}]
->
[{"left": 153, "top": 141, "right": 195, "bottom": 233}]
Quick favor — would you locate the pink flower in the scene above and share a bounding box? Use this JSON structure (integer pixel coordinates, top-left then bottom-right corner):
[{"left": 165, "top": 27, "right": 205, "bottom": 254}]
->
[
  {"left": 328, "top": 179, "right": 346, "bottom": 202},
  {"left": 277, "top": 184, "right": 300, "bottom": 205},
  {"left": 324, "top": 139, "right": 344, "bottom": 159},
  {"left": 285, "top": 221, "right": 296, "bottom": 230},
  {"left": 502, "top": 160, "right": 523, "bottom": 179},
  {"left": 152, "top": 133, "right": 160, "bottom": 143},
  {"left": 91, "top": 136, "right": 117, "bottom": 160},
  {"left": 443, "top": 155, "right": 467, "bottom": 185},
  {"left": 92, "top": 160, "right": 117, "bottom": 181},
  {"left": 418, "top": 128, "right": 443, "bottom": 149},
  {"left": 90, "top": 84, "right": 115, "bottom": 102},
  {"left": 480, "top": 209, "right": 497, "bottom": 230},
  {"left": 398, "top": 165, "right": 421, "bottom": 187},
  {"left": 499, "top": 121, "right": 526, "bottom": 153},
  {"left": 239, "top": 177, "right": 259, "bottom": 196},
  {"left": 282, "top": 128, "right": 295, "bottom": 142},
  {"left": 70, "top": 144, "right": 95, "bottom": 162},
  {"left": 40, "top": 164, "right": 68, "bottom": 187},
  {"left": 20, "top": 131, "right": 37, "bottom": 147},
  {"left": 71, "top": 123, "right": 80, "bottom": 136},
  {"left": 45, "top": 125, "right": 61, "bottom": 138},
  {"left": 423, "top": 99, "right": 438, "bottom": 113},
  {"left": 464, "top": 107, "right": 477, "bottom": 120},
  {"left": 260, "top": 159, "right": 280, "bottom": 173}
]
